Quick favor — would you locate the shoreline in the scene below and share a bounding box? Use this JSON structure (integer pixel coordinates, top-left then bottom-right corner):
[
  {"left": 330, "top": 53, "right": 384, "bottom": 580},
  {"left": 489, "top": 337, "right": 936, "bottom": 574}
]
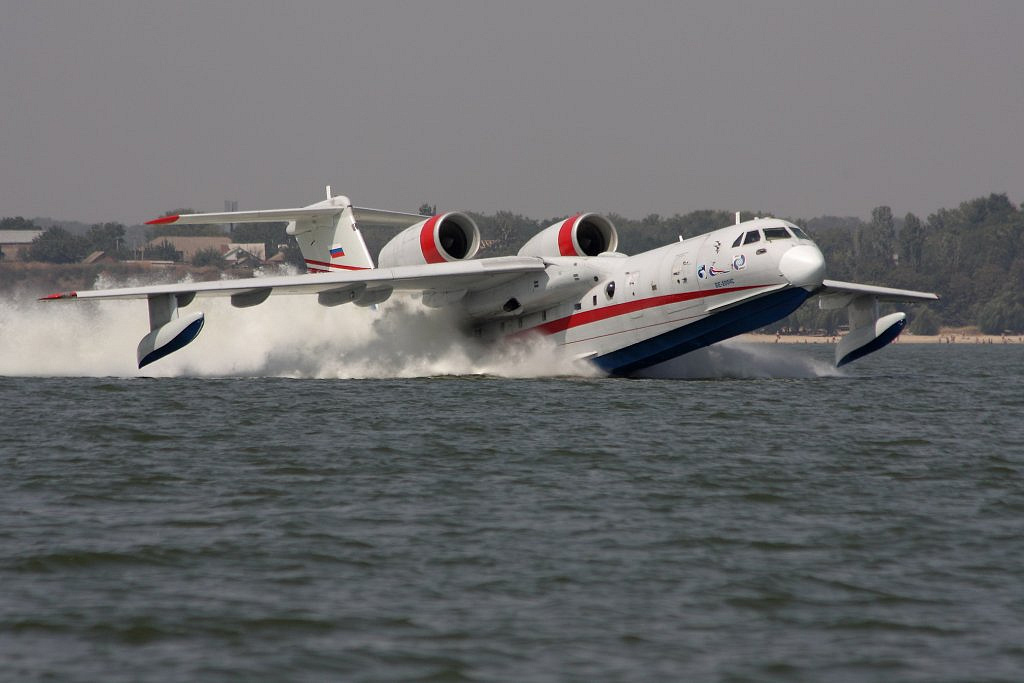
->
[{"left": 737, "top": 333, "right": 1024, "bottom": 345}]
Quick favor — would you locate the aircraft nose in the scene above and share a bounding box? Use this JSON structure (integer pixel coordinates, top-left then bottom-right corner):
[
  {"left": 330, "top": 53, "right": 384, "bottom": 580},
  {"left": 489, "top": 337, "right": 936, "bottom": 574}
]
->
[{"left": 779, "top": 244, "right": 825, "bottom": 288}]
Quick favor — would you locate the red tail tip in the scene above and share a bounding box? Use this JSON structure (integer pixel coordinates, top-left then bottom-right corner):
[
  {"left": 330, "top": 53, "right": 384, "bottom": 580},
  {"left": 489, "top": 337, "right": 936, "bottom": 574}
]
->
[
  {"left": 40, "top": 291, "right": 77, "bottom": 300},
  {"left": 146, "top": 214, "right": 180, "bottom": 225}
]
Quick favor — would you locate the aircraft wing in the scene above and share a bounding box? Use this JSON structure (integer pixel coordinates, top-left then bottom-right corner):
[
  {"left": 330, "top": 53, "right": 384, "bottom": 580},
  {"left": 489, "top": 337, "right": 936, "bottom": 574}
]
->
[
  {"left": 41, "top": 255, "right": 547, "bottom": 367},
  {"left": 41, "top": 256, "right": 546, "bottom": 302},
  {"left": 816, "top": 279, "right": 939, "bottom": 305}
]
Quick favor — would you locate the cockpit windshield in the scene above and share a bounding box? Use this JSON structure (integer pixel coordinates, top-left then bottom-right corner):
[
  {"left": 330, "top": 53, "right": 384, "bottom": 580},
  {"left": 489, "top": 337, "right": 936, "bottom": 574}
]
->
[
  {"left": 763, "top": 227, "right": 791, "bottom": 241},
  {"left": 732, "top": 224, "right": 812, "bottom": 248}
]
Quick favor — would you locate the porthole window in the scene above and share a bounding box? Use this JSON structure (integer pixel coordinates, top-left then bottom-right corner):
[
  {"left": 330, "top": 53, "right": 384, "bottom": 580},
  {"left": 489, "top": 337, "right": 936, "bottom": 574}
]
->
[{"left": 605, "top": 281, "right": 616, "bottom": 298}]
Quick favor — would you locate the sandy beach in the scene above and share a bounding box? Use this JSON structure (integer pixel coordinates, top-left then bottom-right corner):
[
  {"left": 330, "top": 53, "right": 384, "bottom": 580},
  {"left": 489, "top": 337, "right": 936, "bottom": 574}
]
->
[{"left": 738, "top": 331, "right": 1024, "bottom": 345}]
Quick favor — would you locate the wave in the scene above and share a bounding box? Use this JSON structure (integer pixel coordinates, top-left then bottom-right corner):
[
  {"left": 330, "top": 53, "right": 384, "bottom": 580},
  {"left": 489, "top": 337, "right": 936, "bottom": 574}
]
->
[
  {"left": 633, "top": 340, "right": 843, "bottom": 379},
  {"left": 0, "top": 275, "right": 598, "bottom": 379},
  {"left": 2, "top": 273, "right": 838, "bottom": 380}
]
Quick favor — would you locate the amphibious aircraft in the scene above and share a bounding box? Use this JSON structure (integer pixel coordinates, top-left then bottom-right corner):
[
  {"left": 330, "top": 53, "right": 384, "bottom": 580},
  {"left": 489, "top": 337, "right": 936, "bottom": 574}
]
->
[{"left": 42, "top": 188, "right": 938, "bottom": 374}]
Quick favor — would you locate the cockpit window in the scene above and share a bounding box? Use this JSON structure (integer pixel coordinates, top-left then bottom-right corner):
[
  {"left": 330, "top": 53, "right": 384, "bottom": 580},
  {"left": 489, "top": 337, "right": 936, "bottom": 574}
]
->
[
  {"left": 731, "top": 234, "right": 742, "bottom": 248},
  {"left": 763, "top": 227, "right": 791, "bottom": 241},
  {"left": 742, "top": 230, "right": 761, "bottom": 245},
  {"left": 791, "top": 226, "right": 809, "bottom": 240}
]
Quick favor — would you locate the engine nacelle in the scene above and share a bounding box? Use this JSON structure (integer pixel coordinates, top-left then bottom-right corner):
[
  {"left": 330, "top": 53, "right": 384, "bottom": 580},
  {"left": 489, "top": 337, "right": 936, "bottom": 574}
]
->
[
  {"left": 377, "top": 212, "right": 480, "bottom": 268},
  {"left": 518, "top": 213, "right": 618, "bottom": 258}
]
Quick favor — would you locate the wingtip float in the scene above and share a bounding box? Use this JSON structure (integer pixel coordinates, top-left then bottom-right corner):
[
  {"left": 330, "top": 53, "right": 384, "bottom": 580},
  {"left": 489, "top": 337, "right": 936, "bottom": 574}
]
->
[{"left": 41, "top": 189, "right": 940, "bottom": 375}]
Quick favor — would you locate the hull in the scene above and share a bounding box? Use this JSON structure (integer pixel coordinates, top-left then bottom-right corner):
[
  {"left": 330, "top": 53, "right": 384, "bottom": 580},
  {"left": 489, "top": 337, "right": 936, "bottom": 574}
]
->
[{"left": 591, "top": 287, "right": 812, "bottom": 375}]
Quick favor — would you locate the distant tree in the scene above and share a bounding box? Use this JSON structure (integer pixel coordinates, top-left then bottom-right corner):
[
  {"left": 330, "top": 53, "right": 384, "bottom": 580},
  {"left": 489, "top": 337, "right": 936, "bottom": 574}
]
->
[
  {"left": 149, "top": 224, "right": 224, "bottom": 239},
  {"left": 418, "top": 203, "right": 437, "bottom": 216},
  {"left": 24, "top": 227, "right": 89, "bottom": 263},
  {"left": 143, "top": 239, "right": 180, "bottom": 261},
  {"left": 870, "top": 205, "right": 896, "bottom": 257},
  {"left": 908, "top": 307, "right": 941, "bottom": 335},
  {"left": 898, "top": 212, "right": 925, "bottom": 269},
  {"left": 0, "top": 216, "right": 39, "bottom": 231},
  {"left": 85, "top": 222, "right": 126, "bottom": 257},
  {"left": 467, "top": 210, "right": 541, "bottom": 254},
  {"left": 960, "top": 193, "right": 1015, "bottom": 225},
  {"left": 977, "top": 291, "right": 1024, "bottom": 334},
  {"left": 192, "top": 247, "right": 225, "bottom": 267}
]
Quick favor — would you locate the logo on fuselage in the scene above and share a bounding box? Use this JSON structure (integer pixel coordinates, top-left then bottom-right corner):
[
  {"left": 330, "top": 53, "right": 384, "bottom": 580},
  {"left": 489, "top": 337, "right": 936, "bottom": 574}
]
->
[
  {"left": 698, "top": 263, "right": 731, "bottom": 279},
  {"left": 732, "top": 254, "right": 746, "bottom": 270}
]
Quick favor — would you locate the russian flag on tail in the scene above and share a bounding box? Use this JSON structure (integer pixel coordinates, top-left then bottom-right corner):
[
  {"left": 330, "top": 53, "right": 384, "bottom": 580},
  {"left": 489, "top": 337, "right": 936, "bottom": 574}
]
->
[{"left": 329, "top": 245, "right": 345, "bottom": 259}]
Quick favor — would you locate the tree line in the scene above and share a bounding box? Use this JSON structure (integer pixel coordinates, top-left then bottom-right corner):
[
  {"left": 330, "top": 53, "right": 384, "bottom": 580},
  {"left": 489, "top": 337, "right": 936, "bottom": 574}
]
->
[{"left": 3, "top": 193, "right": 1022, "bottom": 332}]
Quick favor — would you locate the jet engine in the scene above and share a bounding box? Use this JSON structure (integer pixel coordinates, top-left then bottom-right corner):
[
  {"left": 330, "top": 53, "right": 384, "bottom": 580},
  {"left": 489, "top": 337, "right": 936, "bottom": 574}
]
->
[
  {"left": 518, "top": 213, "right": 618, "bottom": 258},
  {"left": 377, "top": 212, "right": 481, "bottom": 267}
]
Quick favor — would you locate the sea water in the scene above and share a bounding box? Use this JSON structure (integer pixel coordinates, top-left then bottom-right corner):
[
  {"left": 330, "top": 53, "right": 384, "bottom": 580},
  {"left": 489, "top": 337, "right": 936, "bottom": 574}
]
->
[{"left": 1, "top": 295, "right": 1022, "bottom": 682}]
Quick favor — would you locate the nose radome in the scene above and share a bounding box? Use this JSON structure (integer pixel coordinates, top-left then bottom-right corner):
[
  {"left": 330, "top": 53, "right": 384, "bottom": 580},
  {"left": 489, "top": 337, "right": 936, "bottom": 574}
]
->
[{"left": 779, "top": 244, "right": 825, "bottom": 288}]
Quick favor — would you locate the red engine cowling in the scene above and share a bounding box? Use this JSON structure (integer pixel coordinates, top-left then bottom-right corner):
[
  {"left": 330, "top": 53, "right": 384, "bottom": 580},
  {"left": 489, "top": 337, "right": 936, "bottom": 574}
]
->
[
  {"left": 378, "top": 212, "right": 481, "bottom": 267},
  {"left": 517, "top": 213, "right": 618, "bottom": 258}
]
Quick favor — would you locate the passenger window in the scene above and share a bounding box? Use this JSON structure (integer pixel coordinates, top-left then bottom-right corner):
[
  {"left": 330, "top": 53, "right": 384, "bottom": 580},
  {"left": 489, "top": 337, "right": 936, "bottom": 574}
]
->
[
  {"left": 731, "top": 234, "right": 742, "bottom": 248},
  {"left": 743, "top": 230, "right": 761, "bottom": 245},
  {"left": 763, "top": 227, "right": 791, "bottom": 240}
]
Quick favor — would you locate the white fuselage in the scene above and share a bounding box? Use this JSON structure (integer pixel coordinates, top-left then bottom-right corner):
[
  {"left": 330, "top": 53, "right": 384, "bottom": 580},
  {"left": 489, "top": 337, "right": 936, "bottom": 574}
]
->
[{"left": 470, "top": 218, "right": 825, "bottom": 374}]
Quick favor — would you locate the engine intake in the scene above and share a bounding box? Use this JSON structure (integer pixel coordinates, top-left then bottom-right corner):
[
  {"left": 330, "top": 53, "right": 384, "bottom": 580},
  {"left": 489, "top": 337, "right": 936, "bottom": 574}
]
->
[
  {"left": 378, "top": 212, "right": 480, "bottom": 267},
  {"left": 518, "top": 213, "right": 618, "bottom": 258}
]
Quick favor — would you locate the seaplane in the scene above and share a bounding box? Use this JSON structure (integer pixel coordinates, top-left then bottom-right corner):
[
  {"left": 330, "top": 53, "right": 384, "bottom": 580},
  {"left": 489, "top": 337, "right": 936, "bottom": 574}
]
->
[{"left": 41, "top": 188, "right": 938, "bottom": 374}]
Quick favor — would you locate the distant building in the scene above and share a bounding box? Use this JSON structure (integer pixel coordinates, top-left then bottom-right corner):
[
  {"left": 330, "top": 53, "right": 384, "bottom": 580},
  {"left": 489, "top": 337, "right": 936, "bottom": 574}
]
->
[
  {"left": 226, "top": 243, "right": 267, "bottom": 262},
  {"left": 82, "top": 250, "right": 117, "bottom": 265},
  {"left": 0, "top": 229, "right": 44, "bottom": 260},
  {"left": 223, "top": 245, "right": 264, "bottom": 267}
]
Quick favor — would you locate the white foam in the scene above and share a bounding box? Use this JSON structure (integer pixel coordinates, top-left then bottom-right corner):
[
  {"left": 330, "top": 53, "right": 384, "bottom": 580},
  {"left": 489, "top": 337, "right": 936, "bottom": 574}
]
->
[
  {"left": 633, "top": 340, "right": 843, "bottom": 379},
  {"left": 1, "top": 277, "right": 599, "bottom": 379}
]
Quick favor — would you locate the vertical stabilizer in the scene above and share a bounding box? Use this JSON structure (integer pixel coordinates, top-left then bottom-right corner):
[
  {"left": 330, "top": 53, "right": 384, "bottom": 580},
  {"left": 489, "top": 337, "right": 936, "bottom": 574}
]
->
[{"left": 287, "top": 194, "right": 375, "bottom": 273}]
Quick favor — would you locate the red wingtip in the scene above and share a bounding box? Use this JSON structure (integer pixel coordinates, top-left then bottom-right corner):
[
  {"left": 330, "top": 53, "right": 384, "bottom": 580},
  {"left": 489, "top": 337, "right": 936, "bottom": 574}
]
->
[
  {"left": 40, "top": 291, "right": 77, "bottom": 300},
  {"left": 146, "top": 214, "right": 180, "bottom": 225}
]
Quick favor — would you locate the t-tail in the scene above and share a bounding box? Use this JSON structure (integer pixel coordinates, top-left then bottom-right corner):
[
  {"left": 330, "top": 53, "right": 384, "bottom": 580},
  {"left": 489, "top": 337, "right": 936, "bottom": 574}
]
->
[{"left": 146, "top": 186, "right": 376, "bottom": 273}]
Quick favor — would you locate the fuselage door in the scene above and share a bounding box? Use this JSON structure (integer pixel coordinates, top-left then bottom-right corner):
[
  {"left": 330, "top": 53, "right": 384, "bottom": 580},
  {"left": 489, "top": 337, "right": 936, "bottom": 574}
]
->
[{"left": 670, "top": 253, "right": 690, "bottom": 289}]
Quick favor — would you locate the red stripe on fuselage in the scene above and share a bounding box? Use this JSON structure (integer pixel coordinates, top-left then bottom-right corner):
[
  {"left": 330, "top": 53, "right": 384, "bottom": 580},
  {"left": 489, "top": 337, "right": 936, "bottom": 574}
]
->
[
  {"left": 532, "top": 284, "right": 774, "bottom": 336},
  {"left": 304, "top": 259, "right": 370, "bottom": 271},
  {"left": 419, "top": 215, "right": 445, "bottom": 263},
  {"left": 557, "top": 216, "right": 579, "bottom": 256}
]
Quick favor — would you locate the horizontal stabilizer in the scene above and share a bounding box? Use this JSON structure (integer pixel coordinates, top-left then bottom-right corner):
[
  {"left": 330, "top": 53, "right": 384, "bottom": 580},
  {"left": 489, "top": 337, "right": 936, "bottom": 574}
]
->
[
  {"left": 146, "top": 206, "right": 429, "bottom": 229},
  {"left": 147, "top": 208, "right": 341, "bottom": 225}
]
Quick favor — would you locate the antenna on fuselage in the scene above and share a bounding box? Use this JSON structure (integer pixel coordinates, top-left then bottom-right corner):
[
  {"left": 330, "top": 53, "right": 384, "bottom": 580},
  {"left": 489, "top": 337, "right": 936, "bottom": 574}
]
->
[{"left": 735, "top": 211, "right": 741, "bottom": 225}]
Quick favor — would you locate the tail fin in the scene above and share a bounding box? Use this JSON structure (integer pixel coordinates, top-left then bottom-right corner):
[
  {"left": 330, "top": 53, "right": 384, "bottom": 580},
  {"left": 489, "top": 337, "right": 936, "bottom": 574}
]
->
[
  {"left": 144, "top": 187, "right": 433, "bottom": 273},
  {"left": 146, "top": 187, "right": 375, "bottom": 273},
  {"left": 287, "top": 190, "right": 375, "bottom": 272}
]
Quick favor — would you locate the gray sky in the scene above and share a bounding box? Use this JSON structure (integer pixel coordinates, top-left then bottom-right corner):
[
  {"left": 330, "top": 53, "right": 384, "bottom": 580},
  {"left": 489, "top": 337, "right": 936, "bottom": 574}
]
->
[{"left": 2, "top": 1, "right": 1022, "bottom": 224}]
